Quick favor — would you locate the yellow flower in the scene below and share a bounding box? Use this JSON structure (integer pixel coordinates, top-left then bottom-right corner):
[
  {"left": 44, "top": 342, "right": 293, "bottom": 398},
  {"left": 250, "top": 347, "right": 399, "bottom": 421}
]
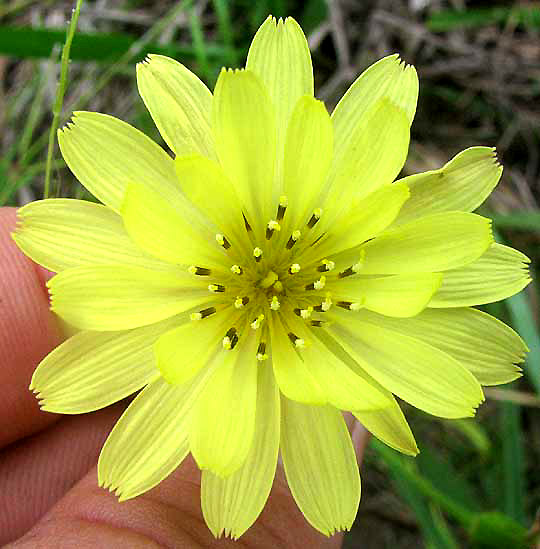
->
[{"left": 13, "top": 16, "right": 530, "bottom": 539}]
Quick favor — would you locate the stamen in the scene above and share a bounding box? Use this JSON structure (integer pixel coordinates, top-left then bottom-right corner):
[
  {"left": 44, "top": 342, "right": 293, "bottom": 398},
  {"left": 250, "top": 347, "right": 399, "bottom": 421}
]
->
[
  {"left": 307, "top": 208, "right": 323, "bottom": 229},
  {"left": 253, "top": 247, "right": 263, "bottom": 262},
  {"left": 223, "top": 327, "right": 239, "bottom": 350},
  {"left": 305, "top": 275, "right": 326, "bottom": 291},
  {"left": 310, "top": 320, "right": 326, "bottom": 327},
  {"left": 313, "top": 294, "right": 332, "bottom": 312},
  {"left": 266, "top": 219, "right": 281, "bottom": 240},
  {"left": 288, "top": 332, "right": 305, "bottom": 348},
  {"left": 190, "top": 306, "right": 216, "bottom": 321},
  {"left": 243, "top": 213, "right": 252, "bottom": 232},
  {"left": 208, "top": 284, "right": 225, "bottom": 293},
  {"left": 234, "top": 296, "right": 250, "bottom": 309},
  {"left": 289, "top": 263, "right": 301, "bottom": 274},
  {"left": 286, "top": 230, "right": 301, "bottom": 250},
  {"left": 317, "top": 259, "right": 335, "bottom": 272},
  {"left": 277, "top": 195, "right": 288, "bottom": 221},
  {"left": 339, "top": 251, "right": 366, "bottom": 278},
  {"left": 256, "top": 342, "right": 268, "bottom": 361},
  {"left": 251, "top": 314, "right": 265, "bottom": 330},
  {"left": 270, "top": 295, "right": 280, "bottom": 310},
  {"left": 188, "top": 266, "right": 211, "bottom": 276},
  {"left": 215, "top": 233, "right": 231, "bottom": 249},
  {"left": 230, "top": 264, "right": 243, "bottom": 275},
  {"left": 337, "top": 301, "right": 362, "bottom": 311},
  {"left": 294, "top": 307, "right": 314, "bottom": 319}
]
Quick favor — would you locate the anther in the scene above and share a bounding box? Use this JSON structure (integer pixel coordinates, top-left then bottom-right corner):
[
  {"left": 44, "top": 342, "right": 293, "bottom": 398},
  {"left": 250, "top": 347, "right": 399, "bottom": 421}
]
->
[
  {"left": 256, "top": 342, "right": 268, "bottom": 361},
  {"left": 336, "top": 301, "right": 361, "bottom": 311},
  {"left": 243, "top": 213, "right": 252, "bottom": 232},
  {"left": 317, "top": 259, "right": 335, "bottom": 272},
  {"left": 289, "top": 263, "right": 301, "bottom": 274},
  {"left": 216, "top": 233, "right": 231, "bottom": 249},
  {"left": 234, "top": 296, "right": 249, "bottom": 309},
  {"left": 231, "top": 264, "right": 243, "bottom": 275},
  {"left": 266, "top": 220, "right": 281, "bottom": 240},
  {"left": 190, "top": 306, "right": 216, "bottom": 321},
  {"left": 270, "top": 295, "right": 280, "bottom": 310},
  {"left": 286, "top": 230, "right": 301, "bottom": 250},
  {"left": 251, "top": 314, "right": 264, "bottom": 330},
  {"left": 338, "top": 267, "right": 355, "bottom": 279},
  {"left": 253, "top": 247, "right": 263, "bottom": 262},
  {"left": 277, "top": 195, "right": 288, "bottom": 221},
  {"left": 188, "top": 266, "right": 211, "bottom": 276},
  {"left": 223, "top": 327, "right": 239, "bottom": 350},
  {"left": 307, "top": 208, "right": 322, "bottom": 229},
  {"left": 294, "top": 307, "right": 313, "bottom": 319},
  {"left": 310, "top": 320, "right": 325, "bottom": 327},
  {"left": 208, "top": 284, "right": 225, "bottom": 293}
]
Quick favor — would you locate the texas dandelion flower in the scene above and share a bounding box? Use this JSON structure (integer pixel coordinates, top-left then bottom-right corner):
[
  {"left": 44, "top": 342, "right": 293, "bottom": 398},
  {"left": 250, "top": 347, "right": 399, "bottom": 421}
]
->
[{"left": 13, "top": 15, "right": 530, "bottom": 538}]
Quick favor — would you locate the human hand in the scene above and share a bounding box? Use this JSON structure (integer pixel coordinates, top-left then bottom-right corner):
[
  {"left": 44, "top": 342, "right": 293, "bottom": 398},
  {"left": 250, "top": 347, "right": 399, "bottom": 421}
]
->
[{"left": 0, "top": 207, "right": 369, "bottom": 548}]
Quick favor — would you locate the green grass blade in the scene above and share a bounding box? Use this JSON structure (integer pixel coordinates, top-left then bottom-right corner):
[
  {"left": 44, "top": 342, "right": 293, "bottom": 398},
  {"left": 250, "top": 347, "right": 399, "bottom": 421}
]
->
[
  {"left": 43, "top": 0, "right": 83, "bottom": 199},
  {"left": 500, "top": 399, "right": 527, "bottom": 524}
]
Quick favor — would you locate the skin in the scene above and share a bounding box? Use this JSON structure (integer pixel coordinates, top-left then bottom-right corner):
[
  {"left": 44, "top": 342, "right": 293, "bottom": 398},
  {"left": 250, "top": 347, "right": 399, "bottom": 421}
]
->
[{"left": 0, "top": 207, "right": 368, "bottom": 548}]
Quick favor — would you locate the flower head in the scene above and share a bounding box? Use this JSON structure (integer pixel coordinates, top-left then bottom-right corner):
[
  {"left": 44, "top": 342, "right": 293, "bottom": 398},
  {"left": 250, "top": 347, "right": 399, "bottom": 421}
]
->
[{"left": 13, "top": 15, "right": 530, "bottom": 539}]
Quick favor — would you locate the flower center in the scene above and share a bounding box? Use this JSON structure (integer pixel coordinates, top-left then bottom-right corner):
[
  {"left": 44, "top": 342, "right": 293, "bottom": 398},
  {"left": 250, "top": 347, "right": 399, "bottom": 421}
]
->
[{"left": 187, "top": 195, "right": 364, "bottom": 362}]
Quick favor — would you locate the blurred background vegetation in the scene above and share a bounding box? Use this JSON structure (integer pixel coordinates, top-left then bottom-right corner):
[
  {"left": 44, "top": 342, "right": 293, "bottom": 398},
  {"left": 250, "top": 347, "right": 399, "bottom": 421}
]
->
[{"left": 1, "top": 0, "right": 539, "bottom": 547}]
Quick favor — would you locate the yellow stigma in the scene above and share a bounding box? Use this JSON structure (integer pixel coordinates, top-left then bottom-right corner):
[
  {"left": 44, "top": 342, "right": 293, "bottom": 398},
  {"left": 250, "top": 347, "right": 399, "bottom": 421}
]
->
[
  {"left": 231, "top": 264, "right": 242, "bottom": 275},
  {"left": 251, "top": 314, "right": 264, "bottom": 330},
  {"left": 294, "top": 338, "right": 306, "bottom": 349},
  {"left": 290, "top": 263, "right": 301, "bottom": 274},
  {"left": 267, "top": 219, "right": 281, "bottom": 232},
  {"left": 190, "top": 312, "right": 202, "bottom": 321},
  {"left": 270, "top": 295, "right": 280, "bottom": 310},
  {"left": 314, "top": 275, "right": 326, "bottom": 290},
  {"left": 322, "top": 294, "right": 332, "bottom": 311},
  {"left": 300, "top": 306, "right": 313, "bottom": 319},
  {"left": 222, "top": 336, "right": 232, "bottom": 350},
  {"left": 292, "top": 229, "right": 301, "bottom": 241}
]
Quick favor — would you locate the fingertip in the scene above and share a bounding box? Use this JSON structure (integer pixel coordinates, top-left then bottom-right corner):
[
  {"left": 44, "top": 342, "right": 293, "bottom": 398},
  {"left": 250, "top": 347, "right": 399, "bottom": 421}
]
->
[{"left": 0, "top": 207, "right": 63, "bottom": 447}]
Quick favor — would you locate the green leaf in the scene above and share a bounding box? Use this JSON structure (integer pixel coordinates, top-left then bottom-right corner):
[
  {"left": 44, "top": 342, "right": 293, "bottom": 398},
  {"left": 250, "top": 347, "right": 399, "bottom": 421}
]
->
[{"left": 0, "top": 26, "right": 233, "bottom": 63}]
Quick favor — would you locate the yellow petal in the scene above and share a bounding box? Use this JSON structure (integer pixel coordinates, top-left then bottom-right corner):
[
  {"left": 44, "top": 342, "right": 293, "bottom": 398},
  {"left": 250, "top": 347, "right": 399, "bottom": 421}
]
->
[
  {"left": 394, "top": 147, "right": 502, "bottom": 226},
  {"left": 291, "top": 319, "right": 393, "bottom": 411},
  {"left": 136, "top": 54, "right": 214, "bottom": 158},
  {"left": 324, "top": 98, "right": 410, "bottom": 222},
  {"left": 307, "top": 182, "right": 409, "bottom": 262},
  {"left": 268, "top": 314, "right": 326, "bottom": 404},
  {"left": 355, "top": 307, "right": 526, "bottom": 386},
  {"left": 57, "top": 112, "right": 179, "bottom": 212},
  {"left": 155, "top": 313, "right": 231, "bottom": 385},
  {"left": 328, "top": 316, "right": 484, "bottom": 418},
  {"left": 326, "top": 54, "right": 417, "bottom": 215},
  {"left": 430, "top": 243, "right": 531, "bottom": 307},
  {"left": 99, "top": 370, "right": 212, "bottom": 501},
  {"left": 282, "top": 95, "right": 333, "bottom": 229},
  {"left": 333, "top": 55, "right": 418, "bottom": 136},
  {"left": 190, "top": 334, "right": 258, "bottom": 477},
  {"left": 246, "top": 16, "right": 313, "bottom": 163},
  {"left": 361, "top": 212, "right": 493, "bottom": 274},
  {"left": 354, "top": 396, "right": 419, "bottom": 457},
  {"left": 48, "top": 265, "right": 208, "bottom": 330},
  {"left": 315, "top": 328, "right": 417, "bottom": 455},
  {"left": 212, "top": 68, "right": 276, "bottom": 234},
  {"left": 13, "top": 199, "right": 170, "bottom": 273},
  {"left": 30, "top": 314, "right": 185, "bottom": 413},
  {"left": 175, "top": 154, "right": 245, "bottom": 245},
  {"left": 335, "top": 272, "right": 443, "bottom": 317},
  {"left": 201, "top": 361, "right": 280, "bottom": 539},
  {"left": 121, "top": 182, "right": 224, "bottom": 267},
  {"left": 281, "top": 398, "right": 361, "bottom": 536}
]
